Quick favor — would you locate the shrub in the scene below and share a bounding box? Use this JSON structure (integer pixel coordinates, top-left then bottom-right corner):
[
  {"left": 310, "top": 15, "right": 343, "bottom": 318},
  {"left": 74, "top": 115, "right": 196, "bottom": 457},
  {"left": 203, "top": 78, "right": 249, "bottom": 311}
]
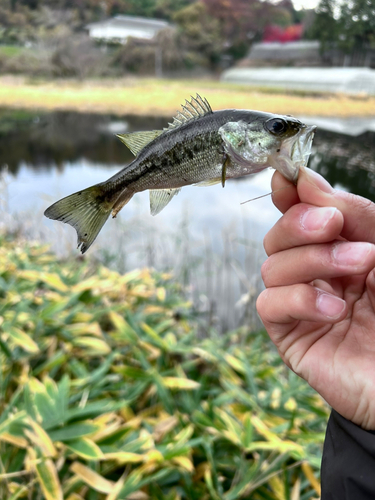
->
[{"left": 0, "top": 235, "right": 326, "bottom": 499}]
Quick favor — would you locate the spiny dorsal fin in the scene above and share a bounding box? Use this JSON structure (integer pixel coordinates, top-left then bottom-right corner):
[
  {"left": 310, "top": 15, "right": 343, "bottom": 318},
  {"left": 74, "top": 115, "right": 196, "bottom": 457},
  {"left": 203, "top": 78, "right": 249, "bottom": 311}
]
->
[
  {"left": 165, "top": 94, "right": 212, "bottom": 131},
  {"left": 149, "top": 188, "right": 181, "bottom": 216},
  {"left": 117, "top": 130, "right": 163, "bottom": 156}
]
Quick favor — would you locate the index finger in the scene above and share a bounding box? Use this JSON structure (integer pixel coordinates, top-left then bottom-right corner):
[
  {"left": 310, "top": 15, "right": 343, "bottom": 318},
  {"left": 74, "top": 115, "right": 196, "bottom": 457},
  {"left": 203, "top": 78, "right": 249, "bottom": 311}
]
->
[
  {"left": 297, "top": 168, "right": 375, "bottom": 244},
  {"left": 271, "top": 171, "right": 300, "bottom": 214}
]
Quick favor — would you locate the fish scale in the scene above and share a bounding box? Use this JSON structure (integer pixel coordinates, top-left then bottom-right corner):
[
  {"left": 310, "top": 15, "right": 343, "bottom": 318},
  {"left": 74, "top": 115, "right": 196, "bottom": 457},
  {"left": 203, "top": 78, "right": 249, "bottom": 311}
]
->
[{"left": 44, "top": 94, "right": 316, "bottom": 253}]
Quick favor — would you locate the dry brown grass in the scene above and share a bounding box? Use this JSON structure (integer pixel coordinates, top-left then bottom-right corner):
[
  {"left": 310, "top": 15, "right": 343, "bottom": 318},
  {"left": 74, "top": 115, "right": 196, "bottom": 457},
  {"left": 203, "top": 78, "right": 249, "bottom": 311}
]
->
[{"left": 0, "top": 75, "right": 373, "bottom": 118}]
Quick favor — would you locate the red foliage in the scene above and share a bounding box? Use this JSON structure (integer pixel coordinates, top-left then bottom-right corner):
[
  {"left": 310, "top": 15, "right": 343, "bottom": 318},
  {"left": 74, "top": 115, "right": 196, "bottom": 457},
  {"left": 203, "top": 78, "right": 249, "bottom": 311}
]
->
[{"left": 262, "top": 24, "right": 303, "bottom": 43}]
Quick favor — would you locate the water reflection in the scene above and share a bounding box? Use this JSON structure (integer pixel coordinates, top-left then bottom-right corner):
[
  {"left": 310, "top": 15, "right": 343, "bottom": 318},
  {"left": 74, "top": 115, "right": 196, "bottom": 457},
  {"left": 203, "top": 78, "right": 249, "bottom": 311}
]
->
[
  {"left": 312, "top": 130, "right": 375, "bottom": 200},
  {"left": 1, "top": 109, "right": 374, "bottom": 331}
]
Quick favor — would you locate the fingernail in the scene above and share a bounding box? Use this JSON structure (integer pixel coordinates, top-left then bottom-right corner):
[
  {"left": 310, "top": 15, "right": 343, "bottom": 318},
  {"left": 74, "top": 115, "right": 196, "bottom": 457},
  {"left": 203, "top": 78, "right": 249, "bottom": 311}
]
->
[
  {"left": 316, "top": 293, "right": 346, "bottom": 319},
  {"left": 301, "top": 207, "right": 337, "bottom": 231},
  {"left": 332, "top": 242, "right": 372, "bottom": 266},
  {"left": 304, "top": 169, "right": 334, "bottom": 194}
]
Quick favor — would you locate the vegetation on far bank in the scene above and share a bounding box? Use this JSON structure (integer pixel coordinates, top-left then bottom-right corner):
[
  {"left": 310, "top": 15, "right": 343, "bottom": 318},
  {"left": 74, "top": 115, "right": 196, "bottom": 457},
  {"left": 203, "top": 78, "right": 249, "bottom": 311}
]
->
[
  {"left": 0, "top": 234, "right": 327, "bottom": 499},
  {"left": 0, "top": 76, "right": 373, "bottom": 118}
]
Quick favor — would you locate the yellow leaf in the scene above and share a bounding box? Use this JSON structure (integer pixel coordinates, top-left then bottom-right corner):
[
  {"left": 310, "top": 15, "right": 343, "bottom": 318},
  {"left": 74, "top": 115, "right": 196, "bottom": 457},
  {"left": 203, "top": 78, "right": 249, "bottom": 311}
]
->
[
  {"left": 192, "top": 347, "right": 218, "bottom": 363},
  {"left": 72, "top": 337, "right": 111, "bottom": 355},
  {"left": 26, "top": 419, "right": 57, "bottom": 457},
  {"left": 71, "top": 312, "right": 93, "bottom": 323},
  {"left": 67, "top": 322, "right": 103, "bottom": 338},
  {"left": 106, "top": 473, "right": 127, "bottom": 500},
  {"left": 172, "top": 456, "right": 194, "bottom": 472},
  {"left": 156, "top": 287, "right": 166, "bottom": 301},
  {"left": 291, "top": 478, "right": 301, "bottom": 500},
  {"left": 137, "top": 340, "right": 161, "bottom": 360},
  {"left": 269, "top": 475, "right": 286, "bottom": 500},
  {"left": 153, "top": 416, "right": 178, "bottom": 441},
  {"left": 34, "top": 458, "right": 63, "bottom": 500},
  {"left": 103, "top": 452, "right": 144, "bottom": 464},
  {"left": 161, "top": 377, "right": 200, "bottom": 390},
  {"left": 141, "top": 322, "right": 168, "bottom": 349},
  {"left": 39, "top": 272, "right": 69, "bottom": 292},
  {"left": 18, "top": 270, "right": 68, "bottom": 292},
  {"left": 66, "top": 494, "right": 85, "bottom": 500},
  {"left": 174, "top": 424, "right": 194, "bottom": 444},
  {"left": 70, "top": 462, "right": 114, "bottom": 493},
  {"left": 284, "top": 397, "right": 297, "bottom": 412},
  {"left": 271, "top": 388, "right": 282, "bottom": 410},
  {"left": 71, "top": 276, "right": 100, "bottom": 293},
  {"left": 251, "top": 415, "right": 282, "bottom": 443},
  {"left": 302, "top": 462, "right": 321, "bottom": 496},
  {"left": 108, "top": 311, "right": 137, "bottom": 338},
  {"left": 224, "top": 353, "right": 246, "bottom": 374},
  {"left": 126, "top": 493, "right": 149, "bottom": 500},
  {"left": 144, "top": 450, "right": 164, "bottom": 463},
  {"left": 0, "top": 432, "right": 28, "bottom": 448},
  {"left": 143, "top": 305, "right": 166, "bottom": 315},
  {"left": 8, "top": 327, "right": 39, "bottom": 353}
]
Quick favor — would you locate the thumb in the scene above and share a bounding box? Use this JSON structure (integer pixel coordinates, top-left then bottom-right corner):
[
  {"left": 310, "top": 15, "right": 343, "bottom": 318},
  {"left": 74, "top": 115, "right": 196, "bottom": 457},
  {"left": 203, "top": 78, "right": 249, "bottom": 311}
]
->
[{"left": 297, "top": 167, "right": 375, "bottom": 244}]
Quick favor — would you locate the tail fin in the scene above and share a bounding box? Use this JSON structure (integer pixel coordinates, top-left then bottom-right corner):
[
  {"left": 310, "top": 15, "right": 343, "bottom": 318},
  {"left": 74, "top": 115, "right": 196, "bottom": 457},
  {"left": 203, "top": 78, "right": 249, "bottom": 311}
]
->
[{"left": 44, "top": 185, "right": 113, "bottom": 254}]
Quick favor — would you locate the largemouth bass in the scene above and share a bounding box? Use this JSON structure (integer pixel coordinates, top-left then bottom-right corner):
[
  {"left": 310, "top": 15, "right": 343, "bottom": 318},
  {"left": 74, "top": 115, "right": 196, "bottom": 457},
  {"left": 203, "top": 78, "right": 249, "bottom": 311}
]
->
[{"left": 44, "top": 95, "right": 316, "bottom": 253}]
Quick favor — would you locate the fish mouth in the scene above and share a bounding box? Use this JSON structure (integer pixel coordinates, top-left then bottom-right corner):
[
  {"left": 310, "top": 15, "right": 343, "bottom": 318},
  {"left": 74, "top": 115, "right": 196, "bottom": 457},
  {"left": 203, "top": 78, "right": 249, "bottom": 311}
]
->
[{"left": 271, "top": 125, "right": 316, "bottom": 183}]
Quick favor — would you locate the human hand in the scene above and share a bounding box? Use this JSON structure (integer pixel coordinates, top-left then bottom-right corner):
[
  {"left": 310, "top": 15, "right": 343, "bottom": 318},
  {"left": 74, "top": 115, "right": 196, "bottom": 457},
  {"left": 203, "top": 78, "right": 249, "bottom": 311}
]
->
[{"left": 256, "top": 167, "right": 375, "bottom": 430}]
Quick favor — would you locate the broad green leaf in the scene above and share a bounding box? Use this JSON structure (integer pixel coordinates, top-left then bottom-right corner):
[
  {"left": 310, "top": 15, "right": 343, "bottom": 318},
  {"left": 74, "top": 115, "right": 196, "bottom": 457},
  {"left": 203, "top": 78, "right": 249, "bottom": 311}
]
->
[
  {"left": 48, "top": 422, "right": 100, "bottom": 442},
  {"left": 0, "top": 411, "right": 26, "bottom": 435},
  {"left": 34, "top": 457, "right": 63, "bottom": 500},
  {"left": 66, "top": 437, "right": 104, "bottom": 460}
]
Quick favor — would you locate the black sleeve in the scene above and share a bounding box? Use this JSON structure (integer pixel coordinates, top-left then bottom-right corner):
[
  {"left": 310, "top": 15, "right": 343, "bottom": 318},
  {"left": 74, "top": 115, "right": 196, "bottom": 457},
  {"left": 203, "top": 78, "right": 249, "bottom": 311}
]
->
[{"left": 321, "top": 409, "right": 375, "bottom": 499}]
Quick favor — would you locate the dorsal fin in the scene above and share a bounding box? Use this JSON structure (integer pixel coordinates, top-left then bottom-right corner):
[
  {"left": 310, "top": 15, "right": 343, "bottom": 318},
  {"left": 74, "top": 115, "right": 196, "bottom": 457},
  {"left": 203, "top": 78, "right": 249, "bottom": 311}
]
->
[
  {"left": 165, "top": 94, "right": 212, "bottom": 131},
  {"left": 117, "top": 130, "right": 163, "bottom": 156}
]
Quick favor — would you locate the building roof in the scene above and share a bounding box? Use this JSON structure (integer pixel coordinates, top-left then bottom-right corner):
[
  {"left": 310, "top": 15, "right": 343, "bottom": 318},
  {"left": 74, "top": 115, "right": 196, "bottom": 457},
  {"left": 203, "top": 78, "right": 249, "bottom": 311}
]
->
[{"left": 86, "top": 15, "right": 170, "bottom": 42}]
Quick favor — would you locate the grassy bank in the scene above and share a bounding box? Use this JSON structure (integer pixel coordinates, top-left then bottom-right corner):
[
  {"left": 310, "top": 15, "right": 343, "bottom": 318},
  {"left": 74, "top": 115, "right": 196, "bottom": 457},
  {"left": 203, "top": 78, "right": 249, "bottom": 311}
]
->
[
  {"left": 0, "top": 76, "right": 374, "bottom": 118},
  {"left": 0, "top": 234, "right": 327, "bottom": 499}
]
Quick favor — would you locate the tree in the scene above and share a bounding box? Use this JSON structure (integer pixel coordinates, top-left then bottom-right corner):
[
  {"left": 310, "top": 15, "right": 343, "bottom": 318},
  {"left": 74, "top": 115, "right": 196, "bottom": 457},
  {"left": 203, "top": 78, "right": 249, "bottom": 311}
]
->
[
  {"left": 338, "top": 0, "right": 375, "bottom": 51},
  {"left": 307, "top": 0, "right": 375, "bottom": 52},
  {"left": 306, "top": 0, "right": 339, "bottom": 50},
  {"left": 173, "top": 1, "right": 223, "bottom": 68}
]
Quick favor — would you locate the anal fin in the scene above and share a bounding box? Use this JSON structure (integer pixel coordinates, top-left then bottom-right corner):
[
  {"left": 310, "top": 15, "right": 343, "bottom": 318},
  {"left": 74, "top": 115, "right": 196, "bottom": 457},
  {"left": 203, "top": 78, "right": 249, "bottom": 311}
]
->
[{"left": 149, "top": 188, "right": 181, "bottom": 216}]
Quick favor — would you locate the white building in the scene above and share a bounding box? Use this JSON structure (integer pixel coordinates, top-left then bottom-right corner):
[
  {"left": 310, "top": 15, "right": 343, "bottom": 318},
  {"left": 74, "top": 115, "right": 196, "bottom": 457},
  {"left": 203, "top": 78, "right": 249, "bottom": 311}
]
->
[
  {"left": 86, "top": 15, "right": 170, "bottom": 44},
  {"left": 221, "top": 67, "right": 375, "bottom": 96}
]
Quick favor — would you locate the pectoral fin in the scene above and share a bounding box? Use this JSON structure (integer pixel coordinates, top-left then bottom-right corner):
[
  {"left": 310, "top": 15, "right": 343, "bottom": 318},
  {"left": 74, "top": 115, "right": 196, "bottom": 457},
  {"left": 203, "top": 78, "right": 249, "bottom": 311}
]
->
[
  {"left": 222, "top": 154, "right": 230, "bottom": 188},
  {"left": 149, "top": 188, "right": 181, "bottom": 216}
]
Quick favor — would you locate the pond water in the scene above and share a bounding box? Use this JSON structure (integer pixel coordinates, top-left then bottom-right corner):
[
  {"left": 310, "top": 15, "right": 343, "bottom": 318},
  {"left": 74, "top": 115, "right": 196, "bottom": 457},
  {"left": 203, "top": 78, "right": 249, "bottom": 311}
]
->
[{"left": 1, "top": 109, "right": 374, "bottom": 331}]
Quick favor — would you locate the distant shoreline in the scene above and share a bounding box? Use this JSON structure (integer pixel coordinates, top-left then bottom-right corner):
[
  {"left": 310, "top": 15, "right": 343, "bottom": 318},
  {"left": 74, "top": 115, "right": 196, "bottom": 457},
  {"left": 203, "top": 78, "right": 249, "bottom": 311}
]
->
[{"left": 0, "top": 75, "right": 374, "bottom": 118}]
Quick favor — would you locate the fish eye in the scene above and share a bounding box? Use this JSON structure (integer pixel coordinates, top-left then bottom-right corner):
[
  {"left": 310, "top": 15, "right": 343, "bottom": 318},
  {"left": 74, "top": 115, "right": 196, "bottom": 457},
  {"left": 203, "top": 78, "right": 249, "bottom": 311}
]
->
[{"left": 265, "top": 118, "right": 288, "bottom": 136}]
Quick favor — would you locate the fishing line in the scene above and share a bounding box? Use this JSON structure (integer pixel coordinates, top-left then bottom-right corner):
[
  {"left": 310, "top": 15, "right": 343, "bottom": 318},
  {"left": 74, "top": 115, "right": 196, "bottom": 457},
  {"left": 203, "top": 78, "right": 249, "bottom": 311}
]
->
[{"left": 240, "top": 184, "right": 294, "bottom": 205}]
